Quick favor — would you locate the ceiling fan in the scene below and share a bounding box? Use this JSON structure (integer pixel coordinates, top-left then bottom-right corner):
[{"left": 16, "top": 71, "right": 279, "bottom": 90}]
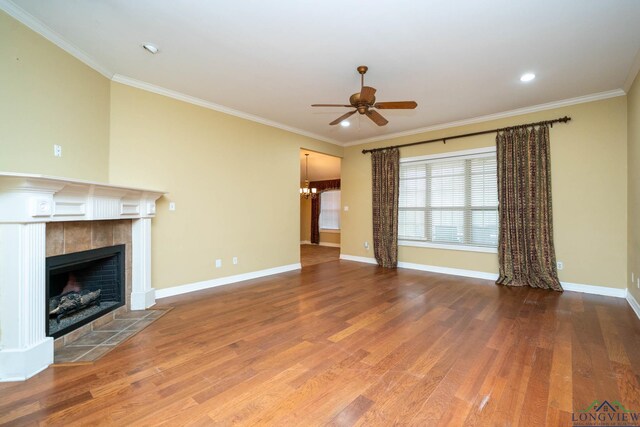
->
[{"left": 312, "top": 66, "right": 417, "bottom": 126}]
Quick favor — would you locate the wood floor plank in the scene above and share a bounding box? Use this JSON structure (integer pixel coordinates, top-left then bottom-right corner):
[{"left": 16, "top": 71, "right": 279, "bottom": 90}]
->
[{"left": 2, "top": 247, "right": 640, "bottom": 426}]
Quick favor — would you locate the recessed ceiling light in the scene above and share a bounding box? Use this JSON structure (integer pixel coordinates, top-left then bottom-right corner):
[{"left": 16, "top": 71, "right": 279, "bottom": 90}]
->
[
  {"left": 143, "top": 44, "right": 159, "bottom": 54},
  {"left": 520, "top": 73, "right": 535, "bottom": 82},
  {"left": 340, "top": 121, "right": 350, "bottom": 127}
]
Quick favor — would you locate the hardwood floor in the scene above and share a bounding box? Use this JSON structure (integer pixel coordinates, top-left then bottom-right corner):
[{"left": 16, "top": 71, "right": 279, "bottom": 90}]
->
[
  {"left": 2, "top": 260, "right": 640, "bottom": 426},
  {"left": 300, "top": 244, "right": 340, "bottom": 267}
]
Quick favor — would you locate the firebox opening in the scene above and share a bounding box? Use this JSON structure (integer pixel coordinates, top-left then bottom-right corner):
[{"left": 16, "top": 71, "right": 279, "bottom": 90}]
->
[{"left": 46, "top": 245, "right": 125, "bottom": 339}]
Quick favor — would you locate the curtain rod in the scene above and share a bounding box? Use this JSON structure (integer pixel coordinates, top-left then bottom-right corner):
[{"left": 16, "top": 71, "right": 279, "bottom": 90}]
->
[{"left": 361, "top": 116, "right": 571, "bottom": 154}]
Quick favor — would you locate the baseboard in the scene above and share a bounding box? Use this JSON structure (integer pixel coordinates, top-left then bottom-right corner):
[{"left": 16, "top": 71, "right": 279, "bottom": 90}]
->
[
  {"left": 397, "top": 261, "right": 499, "bottom": 281},
  {"left": 626, "top": 292, "right": 640, "bottom": 320},
  {"left": 156, "top": 263, "right": 301, "bottom": 299},
  {"left": 339, "top": 254, "right": 378, "bottom": 264},
  {"left": 0, "top": 338, "right": 54, "bottom": 382},
  {"left": 301, "top": 241, "right": 340, "bottom": 248},
  {"left": 130, "top": 289, "right": 156, "bottom": 310},
  {"left": 339, "top": 254, "right": 628, "bottom": 299},
  {"left": 561, "top": 282, "right": 627, "bottom": 298}
]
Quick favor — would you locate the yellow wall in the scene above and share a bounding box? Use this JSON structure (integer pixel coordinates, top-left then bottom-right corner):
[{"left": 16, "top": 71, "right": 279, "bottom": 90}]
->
[
  {"left": 109, "top": 83, "right": 342, "bottom": 289},
  {"left": 0, "top": 11, "right": 110, "bottom": 181},
  {"left": 629, "top": 73, "right": 640, "bottom": 300},
  {"left": 342, "top": 97, "right": 628, "bottom": 289},
  {"left": 300, "top": 195, "right": 341, "bottom": 246},
  {"left": 2, "top": 10, "right": 634, "bottom": 294},
  {"left": 319, "top": 231, "right": 341, "bottom": 245}
]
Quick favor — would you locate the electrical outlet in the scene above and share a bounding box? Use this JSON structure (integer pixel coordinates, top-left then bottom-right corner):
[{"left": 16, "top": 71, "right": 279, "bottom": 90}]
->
[
  {"left": 53, "top": 145, "right": 62, "bottom": 157},
  {"left": 637, "top": 278, "right": 639, "bottom": 289},
  {"left": 364, "top": 241, "right": 369, "bottom": 250},
  {"left": 169, "top": 202, "right": 176, "bottom": 211},
  {"left": 215, "top": 259, "right": 222, "bottom": 268},
  {"left": 344, "top": 206, "right": 349, "bottom": 211},
  {"left": 556, "top": 261, "right": 563, "bottom": 270},
  {"left": 233, "top": 257, "right": 238, "bottom": 265}
]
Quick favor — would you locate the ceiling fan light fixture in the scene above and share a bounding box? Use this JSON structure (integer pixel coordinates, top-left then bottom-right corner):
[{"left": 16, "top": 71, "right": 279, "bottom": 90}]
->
[
  {"left": 520, "top": 72, "right": 535, "bottom": 82},
  {"left": 143, "top": 44, "right": 159, "bottom": 54},
  {"left": 340, "top": 121, "right": 350, "bottom": 127}
]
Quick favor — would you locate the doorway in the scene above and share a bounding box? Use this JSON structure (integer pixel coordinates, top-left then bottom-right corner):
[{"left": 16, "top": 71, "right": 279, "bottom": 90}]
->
[{"left": 299, "top": 149, "right": 341, "bottom": 267}]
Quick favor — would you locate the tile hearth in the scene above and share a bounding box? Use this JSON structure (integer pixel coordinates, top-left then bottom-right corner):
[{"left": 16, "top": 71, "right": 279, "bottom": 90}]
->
[{"left": 54, "top": 308, "right": 169, "bottom": 364}]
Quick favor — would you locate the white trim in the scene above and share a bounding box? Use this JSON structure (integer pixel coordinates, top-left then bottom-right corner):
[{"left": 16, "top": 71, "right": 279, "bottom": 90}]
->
[
  {"left": 130, "top": 289, "right": 156, "bottom": 310},
  {"left": 300, "top": 240, "right": 311, "bottom": 245},
  {"left": 155, "top": 263, "right": 301, "bottom": 299},
  {"left": 0, "top": 0, "right": 113, "bottom": 79},
  {"left": 399, "top": 240, "right": 497, "bottom": 254},
  {"left": 0, "top": 338, "right": 53, "bottom": 382},
  {"left": 339, "top": 254, "right": 628, "bottom": 298},
  {"left": 397, "top": 261, "right": 499, "bottom": 281},
  {"left": 400, "top": 146, "right": 496, "bottom": 163},
  {"left": 0, "top": 0, "right": 627, "bottom": 148},
  {"left": 626, "top": 291, "right": 640, "bottom": 320},
  {"left": 112, "top": 75, "right": 340, "bottom": 145},
  {"left": 339, "top": 254, "right": 378, "bottom": 264},
  {"left": 561, "top": 282, "right": 627, "bottom": 298},
  {"left": 343, "top": 89, "right": 626, "bottom": 147},
  {"left": 131, "top": 218, "right": 156, "bottom": 309}
]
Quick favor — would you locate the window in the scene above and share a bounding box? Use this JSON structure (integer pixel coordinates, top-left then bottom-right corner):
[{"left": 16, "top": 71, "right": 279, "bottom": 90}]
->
[
  {"left": 399, "top": 148, "right": 498, "bottom": 251},
  {"left": 319, "top": 190, "right": 341, "bottom": 230}
]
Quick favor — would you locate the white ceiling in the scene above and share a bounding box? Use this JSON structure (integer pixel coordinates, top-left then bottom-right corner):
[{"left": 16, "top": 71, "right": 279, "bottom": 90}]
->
[
  {"left": 300, "top": 150, "right": 341, "bottom": 182},
  {"left": 4, "top": 0, "right": 640, "bottom": 145}
]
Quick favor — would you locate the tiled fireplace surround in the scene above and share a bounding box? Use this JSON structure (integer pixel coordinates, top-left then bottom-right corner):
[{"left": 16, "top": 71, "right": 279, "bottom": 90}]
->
[
  {"left": 0, "top": 173, "right": 164, "bottom": 382},
  {"left": 47, "top": 220, "right": 133, "bottom": 346}
]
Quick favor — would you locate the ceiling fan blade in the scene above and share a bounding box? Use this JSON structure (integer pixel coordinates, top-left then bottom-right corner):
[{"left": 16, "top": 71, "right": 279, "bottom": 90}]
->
[
  {"left": 366, "top": 109, "right": 388, "bottom": 126},
  {"left": 374, "top": 101, "right": 418, "bottom": 109},
  {"left": 330, "top": 110, "right": 357, "bottom": 125},
  {"left": 312, "top": 104, "right": 352, "bottom": 107},
  {"left": 360, "top": 86, "right": 377, "bottom": 104}
]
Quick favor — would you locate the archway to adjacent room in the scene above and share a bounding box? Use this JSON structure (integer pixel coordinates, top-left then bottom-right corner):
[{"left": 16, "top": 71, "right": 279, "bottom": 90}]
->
[{"left": 299, "top": 149, "right": 341, "bottom": 267}]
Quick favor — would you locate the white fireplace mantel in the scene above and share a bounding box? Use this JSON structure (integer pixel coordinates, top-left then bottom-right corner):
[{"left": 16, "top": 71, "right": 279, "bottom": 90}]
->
[{"left": 0, "top": 172, "right": 165, "bottom": 382}]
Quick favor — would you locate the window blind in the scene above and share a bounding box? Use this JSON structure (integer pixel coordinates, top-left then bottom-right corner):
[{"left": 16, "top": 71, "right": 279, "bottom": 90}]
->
[
  {"left": 319, "top": 190, "right": 341, "bottom": 230},
  {"left": 399, "top": 151, "right": 498, "bottom": 248}
]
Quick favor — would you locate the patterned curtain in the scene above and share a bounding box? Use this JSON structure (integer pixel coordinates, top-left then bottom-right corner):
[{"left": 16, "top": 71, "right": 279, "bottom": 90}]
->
[
  {"left": 496, "top": 124, "right": 562, "bottom": 291},
  {"left": 310, "top": 179, "right": 341, "bottom": 244},
  {"left": 371, "top": 148, "right": 399, "bottom": 268}
]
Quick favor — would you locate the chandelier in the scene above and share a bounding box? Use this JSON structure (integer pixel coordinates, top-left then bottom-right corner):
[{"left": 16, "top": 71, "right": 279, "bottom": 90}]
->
[{"left": 300, "top": 154, "right": 317, "bottom": 199}]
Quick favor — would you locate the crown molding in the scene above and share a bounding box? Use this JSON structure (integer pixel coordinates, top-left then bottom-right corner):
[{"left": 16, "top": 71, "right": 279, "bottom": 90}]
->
[
  {"left": 1, "top": 0, "right": 340, "bottom": 145},
  {"left": 2, "top": 0, "right": 631, "bottom": 148},
  {"left": 624, "top": 47, "right": 640, "bottom": 92},
  {"left": 112, "top": 74, "right": 341, "bottom": 146},
  {"left": 343, "top": 89, "right": 626, "bottom": 147},
  {"left": 0, "top": 0, "right": 114, "bottom": 79}
]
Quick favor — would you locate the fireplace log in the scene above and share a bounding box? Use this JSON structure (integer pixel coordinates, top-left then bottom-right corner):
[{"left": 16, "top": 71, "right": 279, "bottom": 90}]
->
[{"left": 49, "top": 289, "right": 102, "bottom": 323}]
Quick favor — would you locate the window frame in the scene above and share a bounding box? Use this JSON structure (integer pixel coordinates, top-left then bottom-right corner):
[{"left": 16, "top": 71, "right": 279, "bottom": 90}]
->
[{"left": 398, "top": 147, "right": 498, "bottom": 254}]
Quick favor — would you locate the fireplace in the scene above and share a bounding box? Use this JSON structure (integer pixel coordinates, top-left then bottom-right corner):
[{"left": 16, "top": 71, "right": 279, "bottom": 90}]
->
[
  {"left": 46, "top": 245, "right": 125, "bottom": 339},
  {"left": 0, "top": 172, "right": 164, "bottom": 382}
]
